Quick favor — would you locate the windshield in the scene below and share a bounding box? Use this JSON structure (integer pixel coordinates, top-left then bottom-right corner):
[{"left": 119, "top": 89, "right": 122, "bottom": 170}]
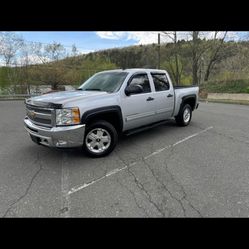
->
[{"left": 78, "top": 72, "right": 128, "bottom": 93}]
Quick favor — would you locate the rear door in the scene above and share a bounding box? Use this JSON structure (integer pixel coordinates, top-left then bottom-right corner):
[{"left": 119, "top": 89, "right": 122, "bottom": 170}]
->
[
  {"left": 121, "top": 72, "right": 157, "bottom": 131},
  {"left": 149, "top": 72, "right": 175, "bottom": 120}
]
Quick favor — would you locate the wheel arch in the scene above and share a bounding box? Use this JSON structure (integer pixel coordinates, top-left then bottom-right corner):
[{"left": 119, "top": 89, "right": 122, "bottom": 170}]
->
[
  {"left": 181, "top": 94, "right": 197, "bottom": 111},
  {"left": 81, "top": 105, "right": 123, "bottom": 134}
]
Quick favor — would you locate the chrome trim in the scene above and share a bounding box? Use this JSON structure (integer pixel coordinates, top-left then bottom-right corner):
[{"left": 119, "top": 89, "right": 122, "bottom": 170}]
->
[
  {"left": 183, "top": 108, "right": 191, "bottom": 123},
  {"left": 85, "top": 128, "right": 111, "bottom": 154},
  {"left": 26, "top": 104, "right": 54, "bottom": 112},
  {"left": 51, "top": 109, "right": 56, "bottom": 127},
  {"left": 28, "top": 119, "right": 52, "bottom": 128},
  {"left": 24, "top": 117, "right": 85, "bottom": 148},
  {"left": 126, "top": 111, "right": 155, "bottom": 122},
  {"left": 26, "top": 104, "right": 53, "bottom": 127},
  {"left": 33, "top": 112, "right": 51, "bottom": 118}
]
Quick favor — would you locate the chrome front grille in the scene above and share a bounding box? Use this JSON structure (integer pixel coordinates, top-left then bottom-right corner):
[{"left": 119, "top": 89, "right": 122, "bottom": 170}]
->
[{"left": 26, "top": 104, "right": 53, "bottom": 127}]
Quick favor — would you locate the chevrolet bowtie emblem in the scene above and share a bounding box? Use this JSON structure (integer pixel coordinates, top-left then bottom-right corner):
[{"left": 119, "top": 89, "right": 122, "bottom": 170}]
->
[{"left": 29, "top": 110, "right": 36, "bottom": 118}]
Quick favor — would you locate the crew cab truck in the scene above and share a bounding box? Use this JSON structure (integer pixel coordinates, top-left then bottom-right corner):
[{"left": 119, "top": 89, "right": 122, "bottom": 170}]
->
[{"left": 24, "top": 69, "right": 199, "bottom": 157}]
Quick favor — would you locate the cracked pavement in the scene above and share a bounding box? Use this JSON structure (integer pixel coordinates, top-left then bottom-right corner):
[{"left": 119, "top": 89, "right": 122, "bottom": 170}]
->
[{"left": 0, "top": 101, "right": 249, "bottom": 217}]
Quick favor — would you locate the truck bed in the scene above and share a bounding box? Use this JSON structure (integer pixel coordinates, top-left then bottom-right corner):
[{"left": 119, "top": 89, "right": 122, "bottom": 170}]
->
[
  {"left": 174, "top": 85, "right": 198, "bottom": 89},
  {"left": 172, "top": 85, "right": 199, "bottom": 117}
]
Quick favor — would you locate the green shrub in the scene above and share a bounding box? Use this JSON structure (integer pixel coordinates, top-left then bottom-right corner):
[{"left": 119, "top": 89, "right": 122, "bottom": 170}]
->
[
  {"left": 181, "top": 75, "right": 192, "bottom": 85},
  {"left": 203, "top": 79, "right": 249, "bottom": 93}
]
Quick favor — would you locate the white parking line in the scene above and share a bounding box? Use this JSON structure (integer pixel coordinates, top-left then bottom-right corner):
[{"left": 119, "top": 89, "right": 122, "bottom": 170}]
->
[
  {"left": 67, "top": 126, "right": 213, "bottom": 196},
  {"left": 67, "top": 165, "right": 129, "bottom": 195},
  {"left": 144, "top": 146, "right": 171, "bottom": 159},
  {"left": 172, "top": 126, "right": 213, "bottom": 146},
  {"left": 144, "top": 126, "right": 213, "bottom": 159},
  {"left": 61, "top": 153, "right": 71, "bottom": 217}
]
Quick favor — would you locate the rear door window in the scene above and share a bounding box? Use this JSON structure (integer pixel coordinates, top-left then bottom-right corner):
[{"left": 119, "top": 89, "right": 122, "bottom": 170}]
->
[{"left": 151, "top": 73, "right": 170, "bottom": 91}]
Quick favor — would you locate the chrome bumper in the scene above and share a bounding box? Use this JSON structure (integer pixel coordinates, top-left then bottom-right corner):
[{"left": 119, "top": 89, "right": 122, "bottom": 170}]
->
[{"left": 24, "top": 117, "right": 85, "bottom": 148}]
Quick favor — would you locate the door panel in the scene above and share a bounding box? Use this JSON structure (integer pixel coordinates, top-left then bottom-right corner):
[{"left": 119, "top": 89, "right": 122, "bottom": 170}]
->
[
  {"left": 154, "top": 89, "right": 174, "bottom": 119},
  {"left": 122, "top": 93, "right": 157, "bottom": 130},
  {"left": 121, "top": 73, "right": 157, "bottom": 131},
  {"left": 150, "top": 73, "right": 175, "bottom": 120}
]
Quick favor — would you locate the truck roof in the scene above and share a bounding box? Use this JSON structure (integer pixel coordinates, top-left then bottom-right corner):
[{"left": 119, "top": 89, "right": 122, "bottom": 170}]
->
[{"left": 98, "top": 68, "right": 167, "bottom": 74}]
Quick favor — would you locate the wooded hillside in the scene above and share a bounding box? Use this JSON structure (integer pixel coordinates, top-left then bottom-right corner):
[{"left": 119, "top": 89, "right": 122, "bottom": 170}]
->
[{"left": 1, "top": 32, "right": 249, "bottom": 94}]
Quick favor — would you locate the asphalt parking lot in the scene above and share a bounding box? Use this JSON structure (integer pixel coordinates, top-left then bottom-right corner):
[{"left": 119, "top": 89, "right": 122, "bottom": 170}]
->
[{"left": 0, "top": 100, "right": 249, "bottom": 217}]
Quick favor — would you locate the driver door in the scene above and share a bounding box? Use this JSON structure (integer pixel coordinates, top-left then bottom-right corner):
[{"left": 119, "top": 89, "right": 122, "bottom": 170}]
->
[{"left": 121, "top": 72, "right": 157, "bottom": 131}]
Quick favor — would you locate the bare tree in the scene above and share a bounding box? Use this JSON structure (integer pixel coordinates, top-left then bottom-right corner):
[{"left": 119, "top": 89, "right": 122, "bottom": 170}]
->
[
  {"left": 191, "top": 31, "right": 201, "bottom": 85},
  {"left": 0, "top": 32, "right": 24, "bottom": 66},
  {"left": 71, "top": 44, "right": 79, "bottom": 57},
  {"left": 0, "top": 32, "right": 24, "bottom": 93},
  {"left": 161, "top": 31, "right": 183, "bottom": 85},
  {"left": 31, "top": 41, "right": 67, "bottom": 90},
  {"left": 190, "top": 32, "right": 208, "bottom": 84},
  {"left": 44, "top": 42, "right": 66, "bottom": 61},
  {"left": 203, "top": 31, "right": 227, "bottom": 81},
  {"left": 189, "top": 31, "right": 228, "bottom": 85},
  {"left": 45, "top": 42, "right": 66, "bottom": 89},
  {"left": 19, "top": 42, "right": 38, "bottom": 94}
]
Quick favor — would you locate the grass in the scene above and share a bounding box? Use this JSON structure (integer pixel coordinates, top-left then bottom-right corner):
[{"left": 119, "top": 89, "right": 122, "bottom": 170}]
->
[{"left": 200, "top": 79, "right": 249, "bottom": 94}]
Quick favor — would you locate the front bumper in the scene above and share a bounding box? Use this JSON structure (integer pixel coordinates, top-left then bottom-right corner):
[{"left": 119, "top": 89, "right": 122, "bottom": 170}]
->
[{"left": 24, "top": 117, "right": 85, "bottom": 148}]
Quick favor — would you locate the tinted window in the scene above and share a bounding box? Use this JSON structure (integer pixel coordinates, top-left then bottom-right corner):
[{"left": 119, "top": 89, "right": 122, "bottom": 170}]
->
[
  {"left": 152, "top": 73, "right": 170, "bottom": 91},
  {"left": 78, "top": 72, "right": 128, "bottom": 93},
  {"left": 129, "top": 74, "right": 151, "bottom": 94}
]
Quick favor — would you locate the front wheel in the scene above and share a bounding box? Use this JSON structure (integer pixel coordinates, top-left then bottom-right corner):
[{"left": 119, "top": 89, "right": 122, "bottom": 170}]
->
[
  {"left": 83, "top": 120, "right": 118, "bottom": 157},
  {"left": 175, "top": 104, "right": 192, "bottom": 126}
]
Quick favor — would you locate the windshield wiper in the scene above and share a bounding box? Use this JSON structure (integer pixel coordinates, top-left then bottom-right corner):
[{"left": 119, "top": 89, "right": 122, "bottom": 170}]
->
[
  {"left": 77, "top": 88, "right": 111, "bottom": 93},
  {"left": 84, "top": 88, "right": 103, "bottom": 91}
]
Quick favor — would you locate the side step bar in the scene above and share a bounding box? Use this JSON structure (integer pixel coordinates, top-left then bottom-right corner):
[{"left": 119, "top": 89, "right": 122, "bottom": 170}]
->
[{"left": 124, "top": 119, "right": 170, "bottom": 136}]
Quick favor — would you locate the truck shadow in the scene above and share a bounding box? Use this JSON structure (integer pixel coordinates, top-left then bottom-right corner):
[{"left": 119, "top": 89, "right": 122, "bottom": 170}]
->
[
  {"left": 23, "top": 119, "right": 185, "bottom": 162},
  {"left": 59, "top": 119, "right": 181, "bottom": 159},
  {"left": 119, "top": 119, "right": 180, "bottom": 143}
]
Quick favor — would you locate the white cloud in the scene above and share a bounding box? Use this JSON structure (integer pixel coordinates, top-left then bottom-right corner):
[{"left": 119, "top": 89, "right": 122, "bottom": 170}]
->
[
  {"left": 96, "top": 32, "right": 127, "bottom": 40},
  {"left": 76, "top": 49, "right": 94, "bottom": 54},
  {"left": 96, "top": 31, "right": 240, "bottom": 44},
  {"left": 126, "top": 32, "right": 159, "bottom": 44},
  {"left": 96, "top": 31, "right": 159, "bottom": 44}
]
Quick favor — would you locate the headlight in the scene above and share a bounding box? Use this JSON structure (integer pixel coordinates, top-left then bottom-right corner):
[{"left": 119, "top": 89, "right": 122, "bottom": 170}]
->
[{"left": 56, "top": 107, "right": 80, "bottom": 126}]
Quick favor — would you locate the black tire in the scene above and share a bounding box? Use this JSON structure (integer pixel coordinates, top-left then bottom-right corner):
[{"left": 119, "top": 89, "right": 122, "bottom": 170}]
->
[
  {"left": 175, "top": 104, "right": 192, "bottom": 126},
  {"left": 83, "top": 120, "right": 118, "bottom": 157}
]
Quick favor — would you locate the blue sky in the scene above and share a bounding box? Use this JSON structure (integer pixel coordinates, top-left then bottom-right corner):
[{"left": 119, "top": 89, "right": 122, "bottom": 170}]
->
[
  {"left": 18, "top": 31, "right": 247, "bottom": 54},
  {"left": 0, "top": 31, "right": 247, "bottom": 65},
  {"left": 18, "top": 32, "right": 139, "bottom": 53}
]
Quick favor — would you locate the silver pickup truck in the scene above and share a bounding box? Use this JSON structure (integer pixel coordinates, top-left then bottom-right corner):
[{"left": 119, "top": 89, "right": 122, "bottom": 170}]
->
[{"left": 24, "top": 68, "right": 199, "bottom": 157}]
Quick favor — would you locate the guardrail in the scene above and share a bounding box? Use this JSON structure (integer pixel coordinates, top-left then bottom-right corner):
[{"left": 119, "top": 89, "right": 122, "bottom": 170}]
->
[{"left": 0, "top": 94, "right": 40, "bottom": 100}]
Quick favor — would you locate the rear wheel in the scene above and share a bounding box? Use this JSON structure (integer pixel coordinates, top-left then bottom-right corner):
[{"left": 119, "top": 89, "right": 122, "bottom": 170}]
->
[
  {"left": 83, "top": 120, "right": 118, "bottom": 157},
  {"left": 175, "top": 104, "right": 192, "bottom": 126}
]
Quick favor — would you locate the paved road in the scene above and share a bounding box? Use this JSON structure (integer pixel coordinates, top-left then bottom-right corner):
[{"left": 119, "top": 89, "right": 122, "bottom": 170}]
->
[{"left": 0, "top": 101, "right": 249, "bottom": 217}]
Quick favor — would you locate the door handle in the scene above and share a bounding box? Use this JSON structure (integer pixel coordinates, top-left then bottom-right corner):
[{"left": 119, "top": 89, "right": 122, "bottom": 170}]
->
[
  {"left": 167, "top": 94, "right": 173, "bottom": 98},
  {"left": 146, "top": 97, "right": 154, "bottom": 101}
]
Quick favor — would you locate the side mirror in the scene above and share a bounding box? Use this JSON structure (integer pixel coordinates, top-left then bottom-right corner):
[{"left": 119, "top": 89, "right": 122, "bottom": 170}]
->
[{"left": 125, "top": 84, "right": 143, "bottom": 96}]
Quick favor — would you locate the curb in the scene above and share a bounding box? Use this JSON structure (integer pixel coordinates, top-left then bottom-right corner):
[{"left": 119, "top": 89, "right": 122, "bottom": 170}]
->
[
  {"left": 199, "top": 99, "right": 249, "bottom": 106},
  {"left": 0, "top": 98, "right": 26, "bottom": 101}
]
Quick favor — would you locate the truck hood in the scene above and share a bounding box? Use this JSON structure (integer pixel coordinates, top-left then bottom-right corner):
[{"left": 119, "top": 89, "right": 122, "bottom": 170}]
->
[{"left": 26, "top": 90, "right": 109, "bottom": 107}]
